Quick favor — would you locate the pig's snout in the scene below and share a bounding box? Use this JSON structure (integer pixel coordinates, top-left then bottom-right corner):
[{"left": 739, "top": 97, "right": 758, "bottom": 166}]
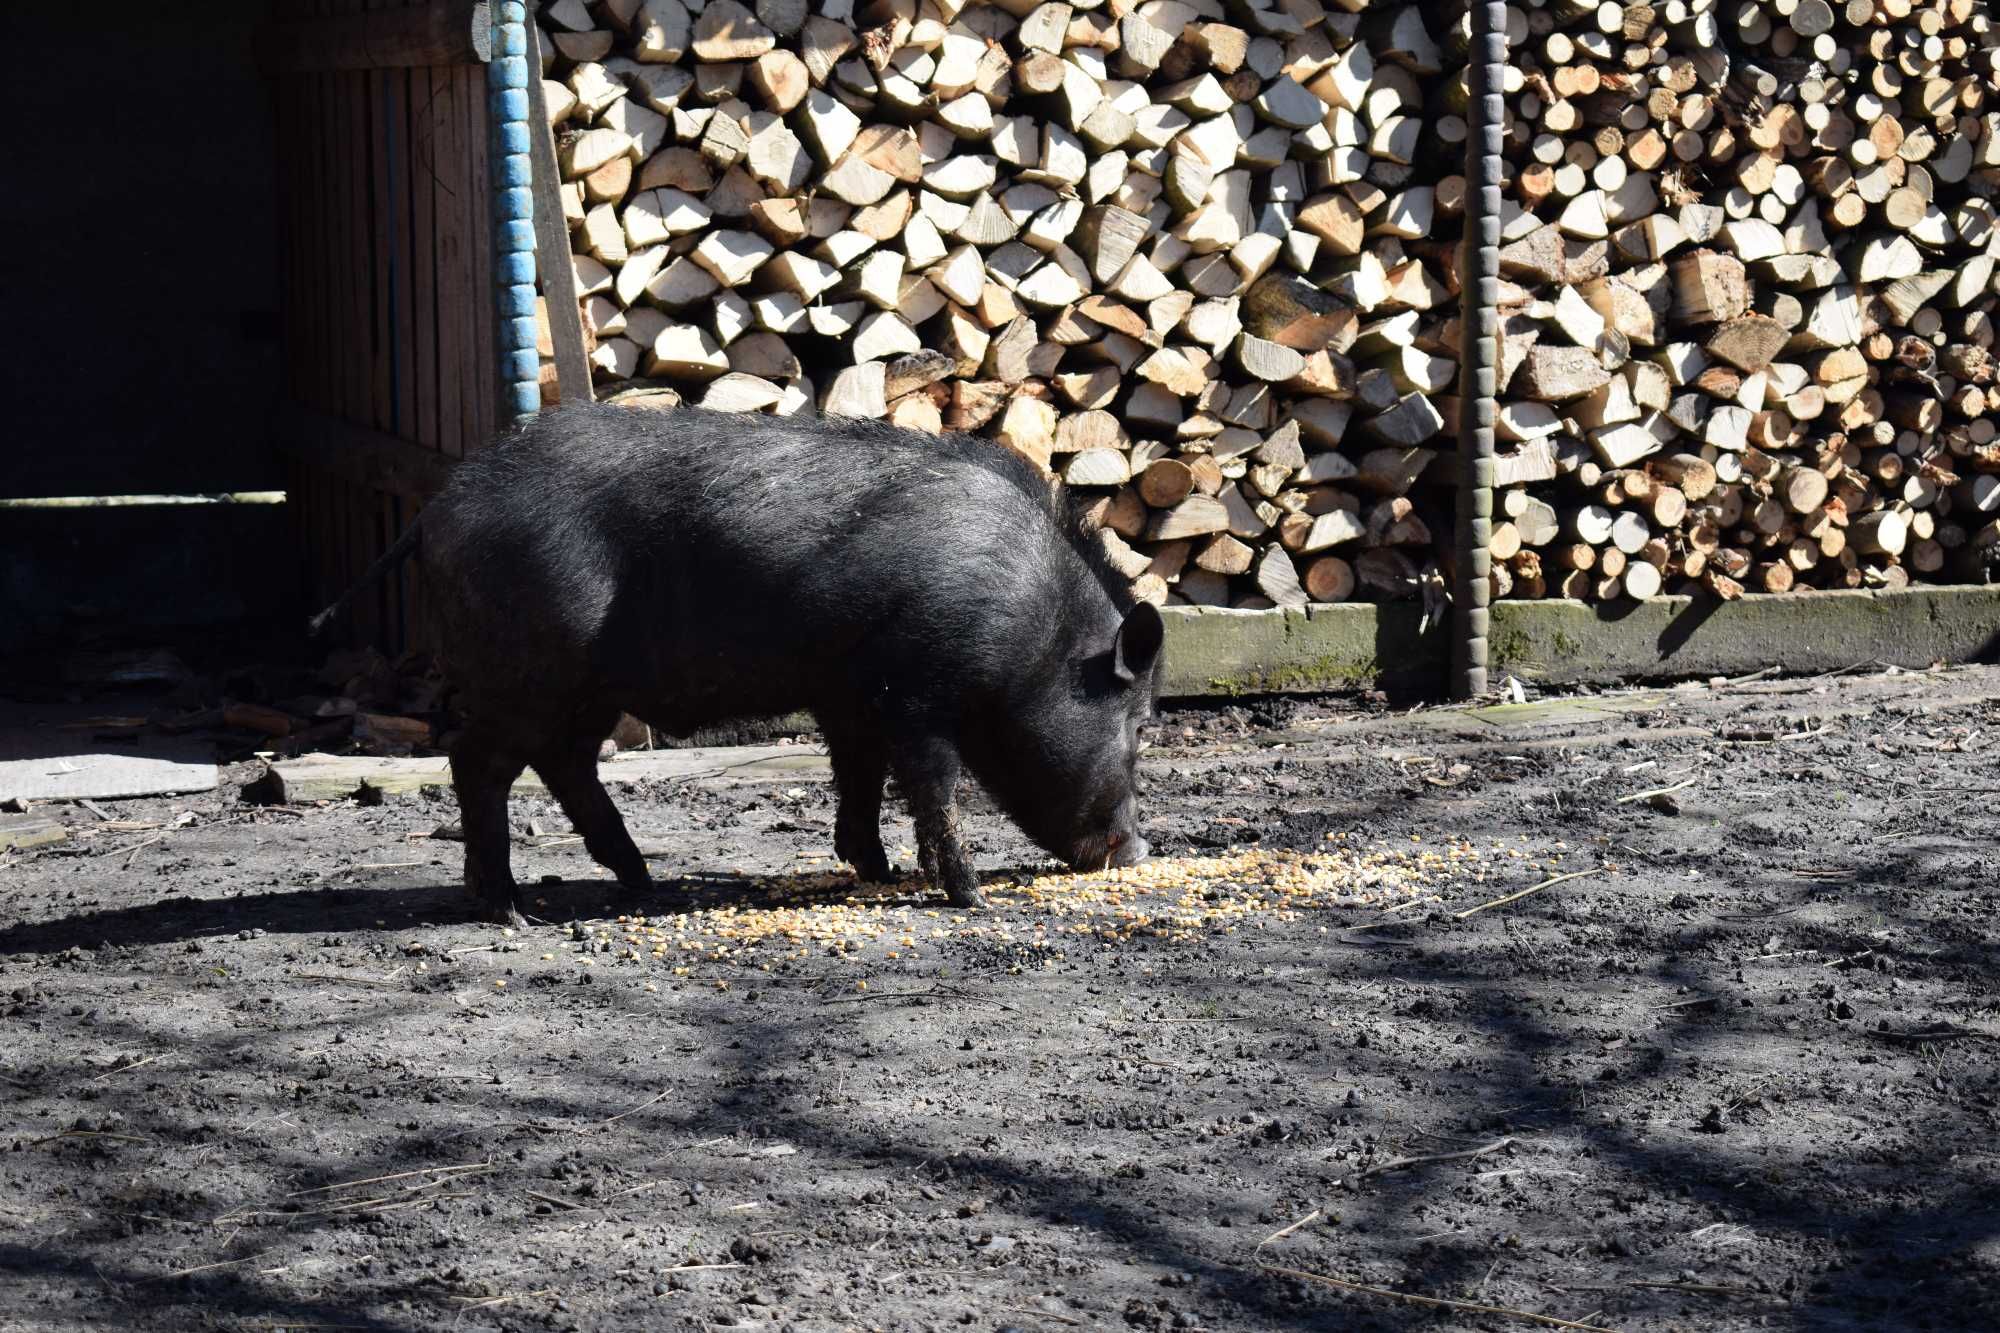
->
[
  {"left": 1069, "top": 829, "right": 1148, "bottom": 872},
  {"left": 1107, "top": 832, "right": 1149, "bottom": 868}
]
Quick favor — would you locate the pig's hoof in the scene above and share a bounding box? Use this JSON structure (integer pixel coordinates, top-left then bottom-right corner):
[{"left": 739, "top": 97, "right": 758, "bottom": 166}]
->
[
  {"left": 944, "top": 884, "right": 987, "bottom": 910},
  {"left": 837, "top": 841, "right": 894, "bottom": 885},
  {"left": 479, "top": 900, "right": 529, "bottom": 929}
]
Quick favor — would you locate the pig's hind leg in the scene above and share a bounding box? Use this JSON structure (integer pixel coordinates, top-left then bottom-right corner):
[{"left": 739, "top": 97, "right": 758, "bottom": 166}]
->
[
  {"left": 821, "top": 722, "right": 894, "bottom": 884},
  {"left": 529, "top": 729, "right": 654, "bottom": 895},
  {"left": 890, "top": 734, "right": 986, "bottom": 909},
  {"left": 450, "top": 725, "right": 530, "bottom": 926}
]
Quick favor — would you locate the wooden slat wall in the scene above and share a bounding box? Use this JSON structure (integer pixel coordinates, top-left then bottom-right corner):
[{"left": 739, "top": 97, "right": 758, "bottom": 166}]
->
[{"left": 273, "top": 0, "right": 493, "bottom": 652}]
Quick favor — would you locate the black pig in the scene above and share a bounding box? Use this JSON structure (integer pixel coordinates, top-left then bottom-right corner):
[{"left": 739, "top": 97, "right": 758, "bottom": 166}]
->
[{"left": 316, "top": 404, "right": 1164, "bottom": 923}]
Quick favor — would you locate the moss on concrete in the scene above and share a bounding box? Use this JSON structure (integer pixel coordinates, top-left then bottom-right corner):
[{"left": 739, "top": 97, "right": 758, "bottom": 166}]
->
[
  {"left": 1487, "top": 623, "right": 1535, "bottom": 666},
  {"left": 1200, "top": 651, "right": 1378, "bottom": 696}
]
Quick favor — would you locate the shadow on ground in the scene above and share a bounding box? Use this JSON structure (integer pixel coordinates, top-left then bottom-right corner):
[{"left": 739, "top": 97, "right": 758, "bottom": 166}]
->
[{"left": 3, "top": 688, "right": 1998, "bottom": 1331}]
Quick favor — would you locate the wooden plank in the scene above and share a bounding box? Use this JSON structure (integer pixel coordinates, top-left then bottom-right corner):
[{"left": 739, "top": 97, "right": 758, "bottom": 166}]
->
[
  {"left": 367, "top": 496, "right": 389, "bottom": 645},
  {"left": 405, "top": 496, "right": 429, "bottom": 653},
  {"left": 285, "top": 456, "right": 312, "bottom": 622},
  {"left": 389, "top": 62, "right": 417, "bottom": 441},
  {"left": 325, "top": 0, "right": 349, "bottom": 417},
  {"left": 256, "top": 0, "right": 491, "bottom": 73},
  {"left": 351, "top": 10, "right": 381, "bottom": 644},
  {"left": 275, "top": 68, "right": 296, "bottom": 399},
  {"left": 409, "top": 63, "right": 440, "bottom": 454},
  {"left": 432, "top": 62, "right": 466, "bottom": 457},
  {"left": 278, "top": 70, "right": 316, "bottom": 621},
  {"left": 346, "top": 63, "right": 372, "bottom": 430},
  {"left": 321, "top": 61, "right": 342, "bottom": 615},
  {"left": 328, "top": 2, "right": 352, "bottom": 618},
  {"left": 333, "top": 5, "right": 366, "bottom": 640},
  {"left": 359, "top": 122, "right": 384, "bottom": 642},
  {"left": 272, "top": 72, "right": 298, "bottom": 603},
  {"left": 369, "top": 13, "right": 394, "bottom": 434},
  {"left": 296, "top": 58, "right": 318, "bottom": 603},
  {"left": 309, "top": 53, "right": 336, "bottom": 606},
  {"left": 394, "top": 62, "right": 417, "bottom": 648},
  {"left": 0, "top": 815, "right": 71, "bottom": 854},
  {"left": 377, "top": 9, "right": 414, "bottom": 649},
  {"left": 400, "top": 34, "right": 436, "bottom": 651},
  {"left": 300, "top": 74, "right": 319, "bottom": 405},
  {"left": 327, "top": 29, "right": 355, "bottom": 637},
  {"left": 327, "top": 10, "right": 352, "bottom": 419},
  {"left": 364, "top": 4, "right": 391, "bottom": 645},
  {"left": 390, "top": 495, "right": 411, "bottom": 653},
  {"left": 277, "top": 403, "right": 460, "bottom": 500},
  {"left": 522, "top": 13, "right": 593, "bottom": 405},
  {"left": 315, "top": 63, "right": 336, "bottom": 415},
  {"left": 326, "top": 31, "right": 350, "bottom": 418},
  {"left": 464, "top": 61, "right": 496, "bottom": 450},
  {"left": 304, "top": 64, "right": 327, "bottom": 414}
]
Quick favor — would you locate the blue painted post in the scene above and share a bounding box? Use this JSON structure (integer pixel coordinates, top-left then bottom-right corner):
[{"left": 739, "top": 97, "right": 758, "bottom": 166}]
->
[{"left": 488, "top": 1, "right": 540, "bottom": 420}]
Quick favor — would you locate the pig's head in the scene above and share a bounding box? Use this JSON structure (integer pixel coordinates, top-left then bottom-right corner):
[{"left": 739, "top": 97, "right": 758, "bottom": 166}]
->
[{"left": 972, "top": 601, "right": 1164, "bottom": 874}]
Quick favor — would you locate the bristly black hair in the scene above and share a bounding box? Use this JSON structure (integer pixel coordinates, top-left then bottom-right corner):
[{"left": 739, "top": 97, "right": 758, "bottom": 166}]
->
[{"left": 889, "top": 416, "right": 1138, "bottom": 614}]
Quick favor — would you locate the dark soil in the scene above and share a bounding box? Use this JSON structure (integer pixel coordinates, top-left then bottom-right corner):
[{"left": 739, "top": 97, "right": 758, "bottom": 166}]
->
[{"left": 3, "top": 668, "right": 1998, "bottom": 1332}]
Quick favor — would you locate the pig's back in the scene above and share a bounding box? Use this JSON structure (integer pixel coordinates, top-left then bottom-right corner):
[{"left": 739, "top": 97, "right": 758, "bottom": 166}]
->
[{"left": 424, "top": 405, "right": 1121, "bottom": 714}]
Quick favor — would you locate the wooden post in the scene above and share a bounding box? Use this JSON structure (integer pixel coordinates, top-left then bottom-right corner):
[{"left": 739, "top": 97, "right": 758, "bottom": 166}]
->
[{"left": 523, "top": 6, "right": 593, "bottom": 406}]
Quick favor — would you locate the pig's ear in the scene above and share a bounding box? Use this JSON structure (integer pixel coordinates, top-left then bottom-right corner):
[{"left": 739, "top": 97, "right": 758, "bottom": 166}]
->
[{"left": 1113, "top": 602, "right": 1164, "bottom": 686}]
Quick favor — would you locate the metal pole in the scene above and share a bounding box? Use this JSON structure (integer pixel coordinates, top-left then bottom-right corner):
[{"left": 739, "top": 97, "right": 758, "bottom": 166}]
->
[
  {"left": 1452, "top": 1, "right": 1508, "bottom": 701},
  {"left": 488, "top": 1, "right": 540, "bottom": 421}
]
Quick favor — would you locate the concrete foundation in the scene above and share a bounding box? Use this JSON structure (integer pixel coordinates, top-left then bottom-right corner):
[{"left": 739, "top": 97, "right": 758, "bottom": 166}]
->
[{"left": 1161, "top": 586, "right": 2000, "bottom": 697}]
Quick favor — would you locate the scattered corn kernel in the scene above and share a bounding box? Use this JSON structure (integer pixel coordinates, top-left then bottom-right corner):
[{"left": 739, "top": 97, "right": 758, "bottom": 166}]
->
[{"left": 516, "top": 841, "right": 1514, "bottom": 977}]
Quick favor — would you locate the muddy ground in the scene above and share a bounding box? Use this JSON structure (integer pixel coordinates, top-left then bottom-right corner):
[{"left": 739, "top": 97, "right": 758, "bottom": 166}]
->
[{"left": 2, "top": 666, "right": 1997, "bottom": 1333}]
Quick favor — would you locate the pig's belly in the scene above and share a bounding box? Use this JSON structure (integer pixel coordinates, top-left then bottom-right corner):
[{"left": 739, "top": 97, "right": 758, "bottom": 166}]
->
[{"left": 614, "top": 653, "right": 826, "bottom": 739}]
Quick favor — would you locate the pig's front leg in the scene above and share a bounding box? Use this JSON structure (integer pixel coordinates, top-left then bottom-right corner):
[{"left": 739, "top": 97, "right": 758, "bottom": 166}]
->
[
  {"left": 892, "top": 735, "right": 986, "bottom": 909},
  {"left": 530, "top": 733, "right": 653, "bottom": 893}
]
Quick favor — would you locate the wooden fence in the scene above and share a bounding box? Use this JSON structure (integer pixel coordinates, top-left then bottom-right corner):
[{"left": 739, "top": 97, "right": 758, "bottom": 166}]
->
[{"left": 266, "top": 0, "right": 497, "bottom": 651}]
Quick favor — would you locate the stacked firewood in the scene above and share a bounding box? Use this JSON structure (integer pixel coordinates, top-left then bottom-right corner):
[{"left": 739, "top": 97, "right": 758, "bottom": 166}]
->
[
  {"left": 532, "top": 0, "right": 2000, "bottom": 606},
  {"left": 1474, "top": 0, "right": 2000, "bottom": 599}
]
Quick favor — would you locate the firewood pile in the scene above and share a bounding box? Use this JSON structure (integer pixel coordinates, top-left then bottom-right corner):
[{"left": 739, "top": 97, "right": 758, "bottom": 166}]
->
[{"left": 531, "top": 0, "right": 2000, "bottom": 607}]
